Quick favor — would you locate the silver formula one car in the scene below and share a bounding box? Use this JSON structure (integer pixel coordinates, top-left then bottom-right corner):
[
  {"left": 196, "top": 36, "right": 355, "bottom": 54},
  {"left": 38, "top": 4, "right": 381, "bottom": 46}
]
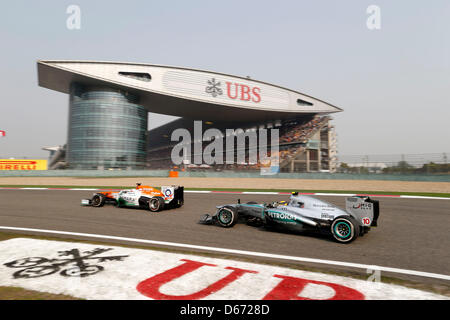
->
[{"left": 199, "top": 192, "right": 380, "bottom": 243}]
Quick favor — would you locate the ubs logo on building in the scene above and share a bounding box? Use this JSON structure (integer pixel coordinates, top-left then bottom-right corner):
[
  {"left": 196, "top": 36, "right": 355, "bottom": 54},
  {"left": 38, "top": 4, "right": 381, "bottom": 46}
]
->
[
  {"left": 205, "top": 78, "right": 223, "bottom": 97},
  {"left": 205, "top": 78, "right": 261, "bottom": 103}
]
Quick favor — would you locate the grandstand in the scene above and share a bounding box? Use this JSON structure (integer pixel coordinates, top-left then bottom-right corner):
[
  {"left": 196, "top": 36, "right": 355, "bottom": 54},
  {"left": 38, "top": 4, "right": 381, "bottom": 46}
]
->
[{"left": 147, "top": 115, "right": 338, "bottom": 172}]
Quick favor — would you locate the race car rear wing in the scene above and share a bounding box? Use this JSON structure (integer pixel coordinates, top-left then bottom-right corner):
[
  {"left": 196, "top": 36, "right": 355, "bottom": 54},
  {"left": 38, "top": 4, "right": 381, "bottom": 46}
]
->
[
  {"left": 173, "top": 186, "right": 184, "bottom": 204},
  {"left": 161, "top": 185, "right": 184, "bottom": 206},
  {"left": 345, "top": 196, "right": 380, "bottom": 227}
]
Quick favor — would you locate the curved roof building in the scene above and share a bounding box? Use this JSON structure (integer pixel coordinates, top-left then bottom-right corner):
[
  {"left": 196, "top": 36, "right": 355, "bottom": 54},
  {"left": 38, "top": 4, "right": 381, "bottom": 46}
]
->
[{"left": 37, "top": 60, "right": 342, "bottom": 170}]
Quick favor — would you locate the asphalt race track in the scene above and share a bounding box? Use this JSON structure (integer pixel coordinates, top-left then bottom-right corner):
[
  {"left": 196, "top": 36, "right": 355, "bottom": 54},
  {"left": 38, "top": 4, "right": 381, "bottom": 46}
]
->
[{"left": 0, "top": 189, "right": 449, "bottom": 285}]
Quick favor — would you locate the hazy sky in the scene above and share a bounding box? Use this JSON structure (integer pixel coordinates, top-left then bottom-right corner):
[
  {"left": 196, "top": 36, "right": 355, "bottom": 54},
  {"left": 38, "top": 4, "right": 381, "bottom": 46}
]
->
[{"left": 0, "top": 0, "right": 449, "bottom": 159}]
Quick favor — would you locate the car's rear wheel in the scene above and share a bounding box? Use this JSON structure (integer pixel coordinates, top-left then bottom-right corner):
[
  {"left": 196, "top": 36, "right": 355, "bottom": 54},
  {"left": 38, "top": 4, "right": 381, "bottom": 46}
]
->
[
  {"left": 148, "top": 197, "right": 165, "bottom": 212},
  {"left": 216, "top": 206, "right": 238, "bottom": 228},
  {"left": 331, "top": 216, "right": 359, "bottom": 243},
  {"left": 91, "top": 194, "right": 106, "bottom": 207}
]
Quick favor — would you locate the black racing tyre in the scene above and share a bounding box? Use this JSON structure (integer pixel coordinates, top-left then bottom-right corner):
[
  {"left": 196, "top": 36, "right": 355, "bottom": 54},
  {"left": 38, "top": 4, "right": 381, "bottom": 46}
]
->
[
  {"left": 216, "top": 206, "right": 238, "bottom": 228},
  {"left": 331, "top": 216, "right": 360, "bottom": 243},
  {"left": 148, "top": 197, "right": 165, "bottom": 212},
  {"left": 91, "top": 194, "right": 106, "bottom": 207},
  {"left": 246, "top": 201, "right": 258, "bottom": 204}
]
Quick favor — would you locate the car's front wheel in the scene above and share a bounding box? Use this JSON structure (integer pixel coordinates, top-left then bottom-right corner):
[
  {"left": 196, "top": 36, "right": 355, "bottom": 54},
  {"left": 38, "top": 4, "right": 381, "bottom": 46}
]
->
[
  {"left": 331, "top": 216, "right": 359, "bottom": 243},
  {"left": 91, "top": 194, "right": 106, "bottom": 207},
  {"left": 216, "top": 206, "right": 238, "bottom": 228}
]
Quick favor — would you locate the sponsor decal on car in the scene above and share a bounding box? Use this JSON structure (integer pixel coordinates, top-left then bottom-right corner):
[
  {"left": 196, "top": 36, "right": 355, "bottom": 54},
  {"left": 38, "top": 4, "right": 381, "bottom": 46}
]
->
[
  {"left": 266, "top": 210, "right": 298, "bottom": 223},
  {"left": 353, "top": 203, "right": 372, "bottom": 210},
  {"left": 321, "top": 213, "right": 335, "bottom": 220}
]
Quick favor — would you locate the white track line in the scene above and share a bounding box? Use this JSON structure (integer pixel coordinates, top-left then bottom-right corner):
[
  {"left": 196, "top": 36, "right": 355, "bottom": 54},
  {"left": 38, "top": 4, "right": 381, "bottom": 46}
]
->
[
  {"left": 399, "top": 195, "right": 450, "bottom": 200},
  {"left": 242, "top": 191, "right": 280, "bottom": 195},
  {"left": 0, "top": 226, "right": 448, "bottom": 281},
  {"left": 0, "top": 187, "right": 449, "bottom": 200},
  {"left": 314, "top": 193, "right": 357, "bottom": 197}
]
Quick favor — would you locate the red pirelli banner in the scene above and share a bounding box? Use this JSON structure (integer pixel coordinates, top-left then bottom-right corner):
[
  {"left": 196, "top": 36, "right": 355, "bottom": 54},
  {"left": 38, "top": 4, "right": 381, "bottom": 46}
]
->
[{"left": 0, "top": 159, "right": 47, "bottom": 170}]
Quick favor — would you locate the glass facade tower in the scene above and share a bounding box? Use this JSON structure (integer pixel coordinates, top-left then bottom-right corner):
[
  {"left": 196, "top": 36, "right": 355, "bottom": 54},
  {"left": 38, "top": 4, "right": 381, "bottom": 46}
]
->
[{"left": 67, "top": 84, "right": 148, "bottom": 169}]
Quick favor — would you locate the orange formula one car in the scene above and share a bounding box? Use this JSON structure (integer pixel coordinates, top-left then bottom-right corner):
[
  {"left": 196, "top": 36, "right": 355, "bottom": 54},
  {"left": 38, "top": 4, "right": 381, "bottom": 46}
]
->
[{"left": 81, "top": 183, "right": 184, "bottom": 212}]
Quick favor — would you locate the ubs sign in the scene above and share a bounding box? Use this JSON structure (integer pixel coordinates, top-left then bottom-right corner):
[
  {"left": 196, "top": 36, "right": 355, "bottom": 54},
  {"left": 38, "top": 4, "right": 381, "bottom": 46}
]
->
[
  {"left": 205, "top": 78, "right": 261, "bottom": 103},
  {"left": 225, "top": 81, "right": 261, "bottom": 103},
  {"left": 162, "top": 70, "right": 290, "bottom": 109}
]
